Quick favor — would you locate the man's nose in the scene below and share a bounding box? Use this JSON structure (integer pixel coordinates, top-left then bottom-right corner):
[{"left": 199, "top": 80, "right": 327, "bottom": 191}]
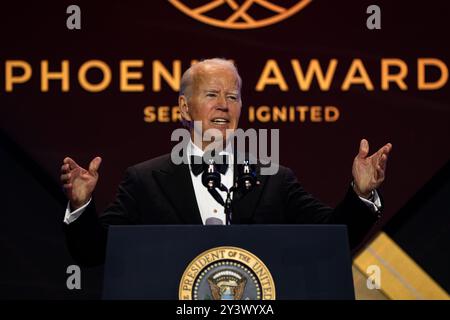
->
[{"left": 216, "top": 94, "right": 229, "bottom": 111}]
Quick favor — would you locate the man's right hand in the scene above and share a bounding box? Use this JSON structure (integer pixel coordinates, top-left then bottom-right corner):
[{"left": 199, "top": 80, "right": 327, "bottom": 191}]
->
[{"left": 60, "top": 156, "right": 102, "bottom": 210}]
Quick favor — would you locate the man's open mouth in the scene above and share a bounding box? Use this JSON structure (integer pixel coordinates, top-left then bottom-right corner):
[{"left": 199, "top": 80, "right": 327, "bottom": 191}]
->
[{"left": 211, "top": 118, "right": 230, "bottom": 125}]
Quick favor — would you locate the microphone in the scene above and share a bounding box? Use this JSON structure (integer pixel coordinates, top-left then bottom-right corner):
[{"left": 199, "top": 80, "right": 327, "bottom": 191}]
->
[
  {"left": 201, "top": 159, "right": 221, "bottom": 190},
  {"left": 200, "top": 158, "right": 231, "bottom": 224},
  {"left": 205, "top": 217, "right": 224, "bottom": 225},
  {"left": 237, "top": 160, "right": 257, "bottom": 192}
]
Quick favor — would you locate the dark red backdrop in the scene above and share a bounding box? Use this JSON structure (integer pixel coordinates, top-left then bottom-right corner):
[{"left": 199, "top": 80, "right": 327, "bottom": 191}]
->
[{"left": 1, "top": 0, "right": 449, "bottom": 228}]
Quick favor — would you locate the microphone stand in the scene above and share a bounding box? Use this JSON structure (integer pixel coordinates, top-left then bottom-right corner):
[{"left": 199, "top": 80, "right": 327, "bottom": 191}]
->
[
  {"left": 202, "top": 153, "right": 257, "bottom": 226},
  {"left": 217, "top": 184, "right": 235, "bottom": 225}
]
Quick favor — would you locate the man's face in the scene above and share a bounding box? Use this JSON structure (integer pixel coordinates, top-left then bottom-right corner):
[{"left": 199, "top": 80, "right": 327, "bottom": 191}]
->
[{"left": 180, "top": 65, "right": 242, "bottom": 145}]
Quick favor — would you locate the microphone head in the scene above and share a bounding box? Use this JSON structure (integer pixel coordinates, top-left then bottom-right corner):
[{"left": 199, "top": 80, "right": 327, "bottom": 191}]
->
[
  {"left": 237, "top": 160, "right": 257, "bottom": 192},
  {"left": 205, "top": 217, "right": 224, "bottom": 225},
  {"left": 201, "top": 159, "right": 221, "bottom": 190}
]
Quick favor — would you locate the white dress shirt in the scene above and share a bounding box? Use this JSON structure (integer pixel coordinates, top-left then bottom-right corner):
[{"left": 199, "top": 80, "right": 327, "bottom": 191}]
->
[
  {"left": 186, "top": 140, "right": 234, "bottom": 225},
  {"left": 63, "top": 140, "right": 381, "bottom": 224}
]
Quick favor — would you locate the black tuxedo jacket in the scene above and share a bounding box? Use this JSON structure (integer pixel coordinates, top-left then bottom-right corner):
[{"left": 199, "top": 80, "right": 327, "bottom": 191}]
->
[{"left": 64, "top": 154, "right": 380, "bottom": 266}]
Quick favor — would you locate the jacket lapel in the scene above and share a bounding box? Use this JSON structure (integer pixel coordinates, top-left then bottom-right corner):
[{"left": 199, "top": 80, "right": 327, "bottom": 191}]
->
[
  {"left": 151, "top": 154, "right": 270, "bottom": 225},
  {"left": 152, "top": 159, "right": 203, "bottom": 224}
]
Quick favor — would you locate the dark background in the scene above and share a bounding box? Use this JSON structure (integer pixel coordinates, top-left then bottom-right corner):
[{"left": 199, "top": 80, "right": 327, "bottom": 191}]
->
[{"left": 0, "top": 0, "right": 449, "bottom": 299}]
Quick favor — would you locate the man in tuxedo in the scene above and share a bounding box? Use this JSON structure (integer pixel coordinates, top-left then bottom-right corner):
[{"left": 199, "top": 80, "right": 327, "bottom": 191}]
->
[{"left": 61, "top": 58, "right": 392, "bottom": 266}]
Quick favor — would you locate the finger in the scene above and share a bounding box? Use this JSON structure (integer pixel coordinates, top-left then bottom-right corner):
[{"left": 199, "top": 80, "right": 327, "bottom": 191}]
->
[
  {"left": 88, "top": 156, "right": 102, "bottom": 175},
  {"left": 357, "top": 139, "right": 369, "bottom": 159},
  {"left": 60, "top": 173, "right": 71, "bottom": 183},
  {"left": 376, "top": 166, "right": 385, "bottom": 183},
  {"left": 373, "top": 144, "right": 388, "bottom": 162},
  {"left": 63, "top": 183, "right": 72, "bottom": 190},
  {"left": 386, "top": 142, "right": 392, "bottom": 152},
  {"left": 380, "top": 143, "right": 392, "bottom": 156},
  {"left": 62, "top": 183, "right": 73, "bottom": 196},
  {"left": 379, "top": 153, "right": 388, "bottom": 170},
  {"left": 63, "top": 157, "right": 79, "bottom": 170},
  {"left": 61, "top": 163, "right": 70, "bottom": 173}
]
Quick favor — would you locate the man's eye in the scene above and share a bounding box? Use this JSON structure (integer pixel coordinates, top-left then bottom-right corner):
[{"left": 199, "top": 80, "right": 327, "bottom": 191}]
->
[
  {"left": 228, "top": 96, "right": 237, "bottom": 100},
  {"left": 206, "top": 93, "right": 217, "bottom": 97}
]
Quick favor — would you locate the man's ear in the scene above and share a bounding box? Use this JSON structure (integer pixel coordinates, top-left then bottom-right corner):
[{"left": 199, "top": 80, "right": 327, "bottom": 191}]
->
[{"left": 179, "top": 95, "right": 192, "bottom": 122}]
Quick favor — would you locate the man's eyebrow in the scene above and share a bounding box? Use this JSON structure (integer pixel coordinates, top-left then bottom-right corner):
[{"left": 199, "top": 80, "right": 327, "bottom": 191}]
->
[{"left": 203, "top": 89, "right": 239, "bottom": 95}]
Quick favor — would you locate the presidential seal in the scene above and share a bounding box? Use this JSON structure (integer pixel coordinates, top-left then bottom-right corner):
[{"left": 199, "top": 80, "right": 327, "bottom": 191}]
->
[{"left": 179, "top": 246, "right": 275, "bottom": 300}]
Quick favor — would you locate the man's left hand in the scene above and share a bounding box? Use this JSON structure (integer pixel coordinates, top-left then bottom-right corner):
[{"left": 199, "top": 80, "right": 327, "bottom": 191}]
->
[{"left": 352, "top": 139, "right": 392, "bottom": 198}]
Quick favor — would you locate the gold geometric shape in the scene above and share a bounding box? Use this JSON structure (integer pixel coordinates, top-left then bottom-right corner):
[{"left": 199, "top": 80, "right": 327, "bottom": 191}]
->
[
  {"left": 169, "top": 0, "right": 312, "bottom": 29},
  {"left": 354, "top": 232, "right": 450, "bottom": 300},
  {"left": 352, "top": 265, "right": 389, "bottom": 300}
]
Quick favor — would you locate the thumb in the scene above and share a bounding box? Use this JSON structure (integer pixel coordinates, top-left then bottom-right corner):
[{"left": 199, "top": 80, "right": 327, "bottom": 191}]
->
[
  {"left": 357, "top": 139, "right": 369, "bottom": 159},
  {"left": 88, "top": 156, "right": 102, "bottom": 175}
]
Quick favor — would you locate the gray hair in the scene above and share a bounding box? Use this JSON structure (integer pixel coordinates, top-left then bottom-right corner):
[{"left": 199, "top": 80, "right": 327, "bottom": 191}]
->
[{"left": 179, "top": 58, "right": 242, "bottom": 100}]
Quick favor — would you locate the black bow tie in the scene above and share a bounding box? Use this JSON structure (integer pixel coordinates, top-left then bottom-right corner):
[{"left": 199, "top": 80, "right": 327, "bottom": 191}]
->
[{"left": 190, "top": 155, "right": 229, "bottom": 176}]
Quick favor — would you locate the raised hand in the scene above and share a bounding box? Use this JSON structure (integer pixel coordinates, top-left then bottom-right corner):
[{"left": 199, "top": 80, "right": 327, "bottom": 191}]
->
[
  {"left": 60, "top": 156, "right": 102, "bottom": 210},
  {"left": 352, "top": 139, "right": 392, "bottom": 198}
]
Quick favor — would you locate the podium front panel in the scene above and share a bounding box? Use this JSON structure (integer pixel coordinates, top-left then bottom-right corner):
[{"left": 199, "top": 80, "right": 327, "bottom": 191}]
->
[{"left": 103, "top": 225, "right": 355, "bottom": 300}]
